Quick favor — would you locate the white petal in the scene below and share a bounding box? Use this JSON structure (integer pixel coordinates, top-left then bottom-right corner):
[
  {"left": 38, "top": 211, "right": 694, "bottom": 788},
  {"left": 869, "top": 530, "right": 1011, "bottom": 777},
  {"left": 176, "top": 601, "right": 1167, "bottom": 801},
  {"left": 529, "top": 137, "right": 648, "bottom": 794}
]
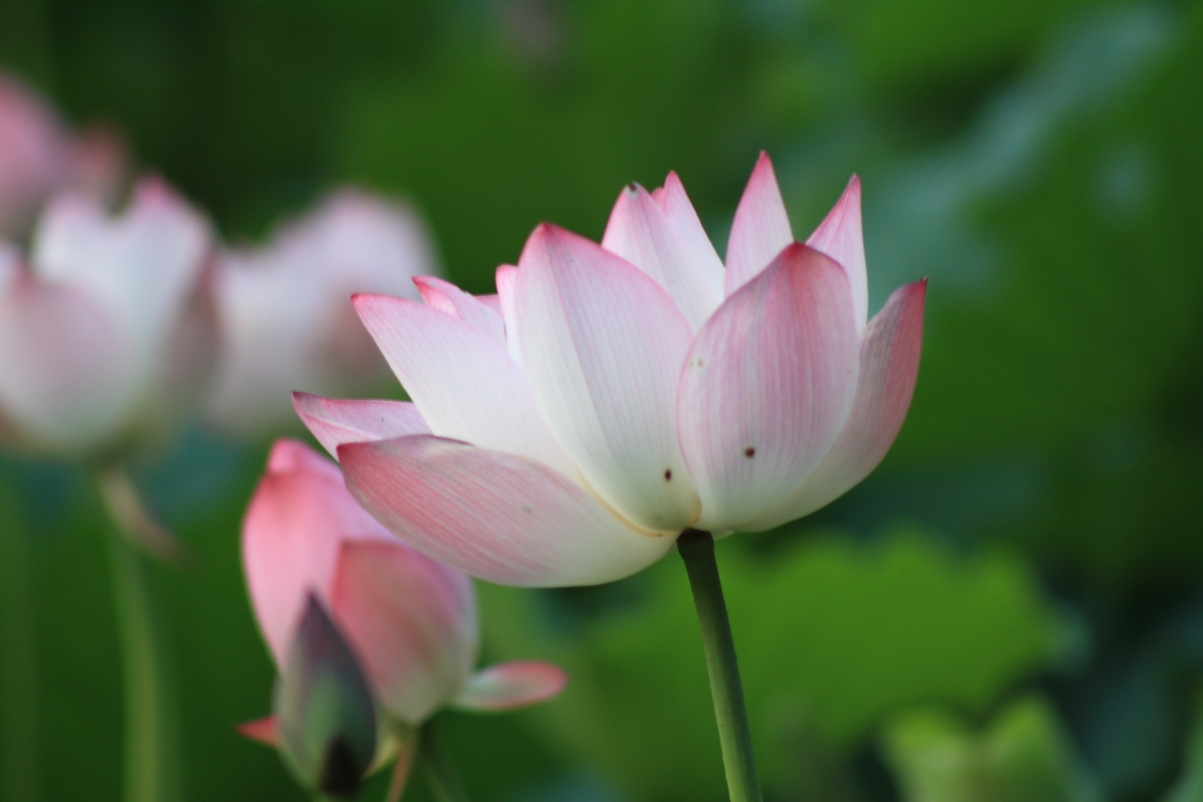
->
[
  {"left": 601, "top": 181, "right": 723, "bottom": 331},
  {"left": 353, "top": 293, "right": 578, "bottom": 479},
  {"left": 413, "top": 275, "right": 506, "bottom": 348},
  {"left": 514, "top": 224, "right": 700, "bottom": 533},
  {"left": 494, "top": 265, "right": 522, "bottom": 364},
  {"left": 723, "top": 152, "right": 793, "bottom": 297}
]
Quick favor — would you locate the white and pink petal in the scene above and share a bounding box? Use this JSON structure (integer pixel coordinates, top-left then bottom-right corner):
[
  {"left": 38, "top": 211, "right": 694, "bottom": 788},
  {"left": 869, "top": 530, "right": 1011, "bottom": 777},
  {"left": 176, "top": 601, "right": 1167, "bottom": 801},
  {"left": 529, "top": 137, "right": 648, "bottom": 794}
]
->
[
  {"left": 601, "top": 182, "right": 723, "bottom": 332},
  {"left": 413, "top": 275, "right": 507, "bottom": 348},
  {"left": 453, "top": 662, "right": 567, "bottom": 712},
  {"left": 744, "top": 279, "right": 926, "bottom": 531},
  {"left": 723, "top": 152, "right": 793, "bottom": 297},
  {"left": 293, "top": 392, "right": 431, "bottom": 460},
  {"left": 338, "top": 435, "right": 675, "bottom": 587},
  {"left": 677, "top": 243, "right": 860, "bottom": 532},
  {"left": 353, "top": 293, "right": 578, "bottom": 479},
  {"left": 806, "top": 175, "right": 868, "bottom": 332},
  {"left": 514, "top": 224, "right": 700, "bottom": 533}
]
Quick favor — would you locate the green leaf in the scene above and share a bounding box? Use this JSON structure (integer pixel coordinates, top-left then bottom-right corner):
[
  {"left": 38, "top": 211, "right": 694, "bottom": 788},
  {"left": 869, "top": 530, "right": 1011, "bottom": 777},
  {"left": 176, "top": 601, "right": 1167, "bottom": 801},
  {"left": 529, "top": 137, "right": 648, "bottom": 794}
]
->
[
  {"left": 882, "top": 695, "right": 1104, "bottom": 802},
  {"left": 478, "top": 528, "right": 1064, "bottom": 800}
]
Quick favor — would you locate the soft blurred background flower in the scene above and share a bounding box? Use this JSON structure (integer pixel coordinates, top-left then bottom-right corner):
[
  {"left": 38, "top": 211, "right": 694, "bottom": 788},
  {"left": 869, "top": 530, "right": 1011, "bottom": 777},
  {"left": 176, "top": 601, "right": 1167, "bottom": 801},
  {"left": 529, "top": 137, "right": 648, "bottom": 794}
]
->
[{"left": 0, "top": 1, "right": 1200, "bottom": 801}]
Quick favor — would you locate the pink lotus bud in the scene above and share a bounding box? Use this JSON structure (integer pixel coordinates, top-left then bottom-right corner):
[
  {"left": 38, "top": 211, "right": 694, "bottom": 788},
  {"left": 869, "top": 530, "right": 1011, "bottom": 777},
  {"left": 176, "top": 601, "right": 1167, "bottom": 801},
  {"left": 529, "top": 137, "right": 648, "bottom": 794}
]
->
[
  {"left": 242, "top": 439, "right": 566, "bottom": 726},
  {"left": 294, "top": 154, "right": 927, "bottom": 587},
  {"left": 0, "top": 178, "right": 215, "bottom": 456},
  {"left": 204, "top": 189, "right": 439, "bottom": 437},
  {"left": 0, "top": 71, "right": 126, "bottom": 238}
]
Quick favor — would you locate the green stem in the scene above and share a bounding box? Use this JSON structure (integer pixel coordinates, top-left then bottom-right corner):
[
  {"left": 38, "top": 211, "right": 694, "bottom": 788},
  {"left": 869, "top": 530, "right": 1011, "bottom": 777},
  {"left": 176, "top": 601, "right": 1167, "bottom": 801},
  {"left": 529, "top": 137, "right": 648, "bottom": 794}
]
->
[
  {"left": 678, "top": 529, "right": 763, "bottom": 802},
  {"left": 419, "top": 719, "right": 471, "bottom": 802},
  {"left": 98, "top": 470, "right": 182, "bottom": 802}
]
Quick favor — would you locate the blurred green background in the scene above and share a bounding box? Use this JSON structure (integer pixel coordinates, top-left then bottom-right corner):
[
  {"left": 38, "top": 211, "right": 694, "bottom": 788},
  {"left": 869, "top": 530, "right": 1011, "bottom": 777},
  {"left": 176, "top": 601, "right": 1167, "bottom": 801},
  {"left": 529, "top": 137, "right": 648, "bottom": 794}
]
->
[{"left": 2, "top": 0, "right": 1202, "bottom": 800}]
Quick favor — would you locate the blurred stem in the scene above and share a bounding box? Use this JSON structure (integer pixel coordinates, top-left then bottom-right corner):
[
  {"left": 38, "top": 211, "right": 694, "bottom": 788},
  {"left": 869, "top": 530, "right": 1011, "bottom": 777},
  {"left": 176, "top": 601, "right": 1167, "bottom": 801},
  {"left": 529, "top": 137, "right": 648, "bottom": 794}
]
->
[
  {"left": 678, "top": 529, "right": 763, "bottom": 802},
  {"left": 419, "top": 718, "right": 471, "bottom": 802},
  {"left": 98, "top": 468, "right": 183, "bottom": 802}
]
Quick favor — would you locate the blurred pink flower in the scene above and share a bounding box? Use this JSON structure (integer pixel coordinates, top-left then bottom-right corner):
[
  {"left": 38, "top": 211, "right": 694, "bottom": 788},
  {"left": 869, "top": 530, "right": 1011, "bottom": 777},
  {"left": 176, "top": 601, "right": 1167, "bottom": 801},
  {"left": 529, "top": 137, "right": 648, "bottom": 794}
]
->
[
  {"left": 297, "top": 153, "right": 927, "bottom": 587},
  {"left": 204, "top": 189, "right": 439, "bottom": 437},
  {"left": 0, "top": 178, "right": 215, "bottom": 456},
  {"left": 0, "top": 71, "right": 125, "bottom": 237},
  {"left": 242, "top": 439, "right": 566, "bottom": 727}
]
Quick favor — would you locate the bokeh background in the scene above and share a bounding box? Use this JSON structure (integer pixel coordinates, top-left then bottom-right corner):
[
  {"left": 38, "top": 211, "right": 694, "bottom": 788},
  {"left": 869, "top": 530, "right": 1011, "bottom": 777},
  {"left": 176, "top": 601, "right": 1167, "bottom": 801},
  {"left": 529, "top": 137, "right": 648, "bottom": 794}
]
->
[{"left": 2, "top": 0, "right": 1202, "bottom": 800}]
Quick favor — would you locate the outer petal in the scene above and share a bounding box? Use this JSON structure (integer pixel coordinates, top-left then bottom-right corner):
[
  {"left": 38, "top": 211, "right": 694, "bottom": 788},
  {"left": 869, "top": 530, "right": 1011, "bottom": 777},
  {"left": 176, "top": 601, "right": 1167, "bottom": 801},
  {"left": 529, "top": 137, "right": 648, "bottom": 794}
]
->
[
  {"left": 453, "top": 662, "right": 567, "bottom": 712},
  {"left": 677, "top": 243, "right": 860, "bottom": 532},
  {"left": 237, "top": 716, "right": 280, "bottom": 747},
  {"left": 413, "top": 275, "right": 506, "bottom": 348},
  {"left": 352, "top": 293, "right": 578, "bottom": 479},
  {"left": 806, "top": 175, "right": 868, "bottom": 332},
  {"left": 242, "top": 439, "right": 393, "bottom": 668},
  {"left": 744, "top": 280, "right": 927, "bottom": 531},
  {"left": 514, "top": 224, "right": 701, "bottom": 533},
  {"left": 724, "top": 152, "right": 793, "bottom": 297},
  {"left": 0, "top": 276, "right": 132, "bottom": 453},
  {"left": 338, "top": 435, "right": 675, "bottom": 587},
  {"left": 329, "top": 539, "right": 478, "bottom": 724},
  {"left": 601, "top": 182, "right": 723, "bottom": 331},
  {"left": 293, "top": 392, "right": 431, "bottom": 460}
]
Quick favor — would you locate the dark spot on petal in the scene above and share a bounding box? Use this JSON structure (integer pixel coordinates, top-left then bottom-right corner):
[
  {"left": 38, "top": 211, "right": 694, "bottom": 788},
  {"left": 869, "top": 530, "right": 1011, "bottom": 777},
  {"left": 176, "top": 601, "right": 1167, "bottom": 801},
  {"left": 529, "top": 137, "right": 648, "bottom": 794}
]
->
[
  {"left": 522, "top": 505, "right": 534, "bottom": 515},
  {"left": 744, "top": 447, "right": 756, "bottom": 458},
  {"left": 664, "top": 469, "right": 672, "bottom": 481},
  {"left": 627, "top": 182, "right": 638, "bottom": 192}
]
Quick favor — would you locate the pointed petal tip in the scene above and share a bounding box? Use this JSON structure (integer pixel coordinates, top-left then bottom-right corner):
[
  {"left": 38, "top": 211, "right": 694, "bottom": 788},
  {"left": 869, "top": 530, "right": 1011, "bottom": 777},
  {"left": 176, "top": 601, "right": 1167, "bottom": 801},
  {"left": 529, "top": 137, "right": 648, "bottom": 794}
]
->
[
  {"left": 454, "top": 661, "right": 568, "bottom": 712},
  {"left": 237, "top": 715, "right": 280, "bottom": 747},
  {"left": 266, "top": 438, "right": 323, "bottom": 474}
]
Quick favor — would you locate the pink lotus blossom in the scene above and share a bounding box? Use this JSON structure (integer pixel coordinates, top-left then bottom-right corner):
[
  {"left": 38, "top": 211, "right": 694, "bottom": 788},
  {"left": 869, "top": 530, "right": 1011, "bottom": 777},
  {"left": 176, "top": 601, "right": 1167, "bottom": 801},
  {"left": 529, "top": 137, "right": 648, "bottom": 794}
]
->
[
  {"left": 297, "top": 153, "right": 926, "bottom": 587},
  {"left": 0, "top": 71, "right": 125, "bottom": 237},
  {"left": 0, "top": 178, "right": 215, "bottom": 455},
  {"left": 204, "top": 189, "right": 439, "bottom": 437},
  {"left": 242, "top": 439, "right": 566, "bottom": 726}
]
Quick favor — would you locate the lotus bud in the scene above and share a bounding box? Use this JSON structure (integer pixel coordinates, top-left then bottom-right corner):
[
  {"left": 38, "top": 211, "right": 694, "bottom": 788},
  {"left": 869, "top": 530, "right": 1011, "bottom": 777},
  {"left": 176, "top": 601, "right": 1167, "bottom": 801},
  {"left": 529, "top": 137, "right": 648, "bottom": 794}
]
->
[
  {"left": 240, "top": 440, "right": 565, "bottom": 770},
  {"left": 274, "top": 593, "right": 377, "bottom": 799}
]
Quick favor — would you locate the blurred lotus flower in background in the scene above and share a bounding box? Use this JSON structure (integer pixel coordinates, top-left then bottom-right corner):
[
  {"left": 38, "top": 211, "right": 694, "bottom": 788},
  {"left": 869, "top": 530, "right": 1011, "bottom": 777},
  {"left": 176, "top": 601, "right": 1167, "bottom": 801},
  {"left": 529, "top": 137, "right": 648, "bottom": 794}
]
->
[
  {"left": 0, "top": 178, "right": 215, "bottom": 457},
  {"left": 241, "top": 439, "right": 566, "bottom": 792},
  {"left": 204, "top": 189, "right": 439, "bottom": 438},
  {"left": 0, "top": 70, "right": 125, "bottom": 238},
  {"left": 297, "top": 153, "right": 927, "bottom": 587}
]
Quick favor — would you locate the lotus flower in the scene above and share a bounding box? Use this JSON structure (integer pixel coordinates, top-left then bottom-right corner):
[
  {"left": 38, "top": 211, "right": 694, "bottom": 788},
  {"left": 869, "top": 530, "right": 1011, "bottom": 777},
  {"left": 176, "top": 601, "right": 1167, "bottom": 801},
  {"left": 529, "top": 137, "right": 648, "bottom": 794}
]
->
[
  {"left": 0, "top": 178, "right": 215, "bottom": 456},
  {"left": 0, "top": 70, "right": 125, "bottom": 237},
  {"left": 296, "top": 153, "right": 926, "bottom": 587},
  {"left": 204, "top": 190, "right": 439, "bottom": 437},
  {"left": 242, "top": 439, "right": 566, "bottom": 736}
]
